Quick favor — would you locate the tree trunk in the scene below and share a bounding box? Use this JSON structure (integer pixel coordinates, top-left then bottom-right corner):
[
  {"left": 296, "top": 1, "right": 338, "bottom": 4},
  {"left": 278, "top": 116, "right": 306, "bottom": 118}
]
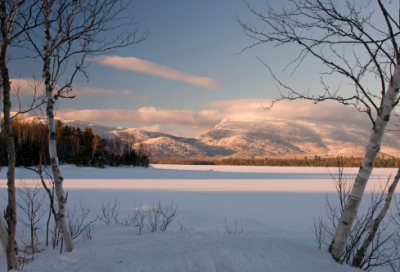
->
[
  {"left": 352, "top": 167, "right": 400, "bottom": 267},
  {"left": 1, "top": 46, "right": 18, "bottom": 271},
  {"left": 42, "top": 1, "right": 74, "bottom": 252},
  {"left": 0, "top": 216, "right": 8, "bottom": 254},
  {"left": 45, "top": 68, "right": 74, "bottom": 254},
  {"left": 37, "top": 165, "right": 58, "bottom": 244},
  {"left": 0, "top": 65, "right": 2, "bottom": 134},
  {"left": 46, "top": 204, "right": 51, "bottom": 247},
  {"left": 0, "top": 0, "right": 22, "bottom": 268},
  {"left": 330, "top": 65, "right": 400, "bottom": 260}
]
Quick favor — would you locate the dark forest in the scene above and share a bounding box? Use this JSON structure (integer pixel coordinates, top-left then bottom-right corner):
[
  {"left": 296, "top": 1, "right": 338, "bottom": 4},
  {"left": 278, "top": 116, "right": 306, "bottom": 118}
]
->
[{"left": 0, "top": 118, "right": 149, "bottom": 168}]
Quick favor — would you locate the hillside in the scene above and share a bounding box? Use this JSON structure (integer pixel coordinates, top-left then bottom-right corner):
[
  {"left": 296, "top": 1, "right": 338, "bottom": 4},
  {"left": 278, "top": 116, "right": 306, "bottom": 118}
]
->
[
  {"left": 55, "top": 117, "right": 400, "bottom": 159},
  {"left": 196, "top": 117, "right": 400, "bottom": 158}
]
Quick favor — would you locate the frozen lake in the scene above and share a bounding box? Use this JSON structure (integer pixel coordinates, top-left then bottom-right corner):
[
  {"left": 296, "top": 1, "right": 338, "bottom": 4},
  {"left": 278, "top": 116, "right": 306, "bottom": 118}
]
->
[
  {"left": 0, "top": 164, "right": 397, "bottom": 239},
  {"left": 1, "top": 164, "right": 397, "bottom": 191},
  {"left": 0, "top": 165, "right": 396, "bottom": 271}
]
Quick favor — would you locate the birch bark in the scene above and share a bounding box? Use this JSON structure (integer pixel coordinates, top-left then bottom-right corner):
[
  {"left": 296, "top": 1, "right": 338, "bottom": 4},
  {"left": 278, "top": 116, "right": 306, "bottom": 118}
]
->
[
  {"left": 0, "top": 0, "right": 20, "bottom": 268},
  {"left": 42, "top": 0, "right": 74, "bottom": 252},
  {"left": 330, "top": 65, "right": 400, "bottom": 260},
  {"left": 0, "top": 216, "right": 8, "bottom": 254},
  {"left": 352, "top": 167, "right": 400, "bottom": 267},
  {"left": 0, "top": 52, "right": 2, "bottom": 134},
  {"left": 1, "top": 53, "right": 18, "bottom": 271}
]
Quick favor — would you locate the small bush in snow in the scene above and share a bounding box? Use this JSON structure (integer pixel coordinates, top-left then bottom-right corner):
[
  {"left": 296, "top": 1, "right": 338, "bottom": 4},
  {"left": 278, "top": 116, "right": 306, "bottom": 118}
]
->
[
  {"left": 97, "top": 197, "right": 179, "bottom": 234},
  {"left": 66, "top": 201, "right": 98, "bottom": 241},
  {"left": 98, "top": 198, "right": 120, "bottom": 225},
  {"left": 146, "top": 200, "right": 179, "bottom": 233},
  {"left": 224, "top": 219, "right": 244, "bottom": 235}
]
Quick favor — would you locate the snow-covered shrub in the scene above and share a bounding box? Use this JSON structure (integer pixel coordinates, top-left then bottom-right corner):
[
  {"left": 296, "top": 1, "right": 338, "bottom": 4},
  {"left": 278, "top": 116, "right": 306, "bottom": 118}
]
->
[
  {"left": 97, "top": 198, "right": 179, "bottom": 234},
  {"left": 224, "top": 219, "right": 244, "bottom": 235}
]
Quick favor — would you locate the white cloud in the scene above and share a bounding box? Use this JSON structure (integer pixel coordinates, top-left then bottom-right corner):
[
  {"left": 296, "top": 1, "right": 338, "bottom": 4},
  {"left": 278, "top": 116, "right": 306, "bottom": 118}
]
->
[
  {"left": 10, "top": 78, "right": 45, "bottom": 96},
  {"left": 56, "top": 99, "right": 372, "bottom": 136},
  {"left": 57, "top": 107, "right": 224, "bottom": 131},
  {"left": 9, "top": 78, "right": 139, "bottom": 97},
  {"left": 94, "top": 56, "right": 223, "bottom": 89},
  {"left": 206, "top": 99, "right": 370, "bottom": 125},
  {"left": 139, "top": 124, "right": 200, "bottom": 137}
]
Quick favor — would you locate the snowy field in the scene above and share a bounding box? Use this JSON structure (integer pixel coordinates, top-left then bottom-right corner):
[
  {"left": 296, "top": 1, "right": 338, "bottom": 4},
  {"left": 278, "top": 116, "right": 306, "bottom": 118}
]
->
[{"left": 0, "top": 164, "right": 398, "bottom": 272}]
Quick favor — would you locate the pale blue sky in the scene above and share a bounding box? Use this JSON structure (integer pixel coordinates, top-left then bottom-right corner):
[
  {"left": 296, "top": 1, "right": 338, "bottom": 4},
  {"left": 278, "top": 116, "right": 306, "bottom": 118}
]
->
[{"left": 9, "top": 0, "right": 395, "bottom": 136}]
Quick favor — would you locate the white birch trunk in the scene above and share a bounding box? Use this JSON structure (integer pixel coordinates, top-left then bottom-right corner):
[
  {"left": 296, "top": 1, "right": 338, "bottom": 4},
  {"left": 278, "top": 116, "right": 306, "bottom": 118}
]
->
[
  {"left": 0, "top": 217, "right": 16, "bottom": 257},
  {"left": 352, "top": 167, "right": 400, "bottom": 267},
  {"left": 0, "top": 216, "right": 8, "bottom": 254},
  {"left": 43, "top": 0, "right": 73, "bottom": 252},
  {"left": 0, "top": 47, "right": 2, "bottom": 135},
  {"left": 0, "top": 0, "right": 17, "bottom": 136},
  {"left": 330, "top": 65, "right": 400, "bottom": 260},
  {"left": 0, "top": 1, "right": 20, "bottom": 269},
  {"left": 46, "top": 96, "right": 73, "bottom": 252},
  {"left": 0, "top": 81, "right": 2, "bottom": 134},
  {"left": 0, "top": 0, "right": 17, "bottom": 135}
]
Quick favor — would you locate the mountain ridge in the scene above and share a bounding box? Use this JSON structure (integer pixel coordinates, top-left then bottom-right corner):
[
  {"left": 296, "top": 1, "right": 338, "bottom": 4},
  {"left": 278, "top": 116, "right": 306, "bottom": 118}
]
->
[{"left": 52, "top": 116, "right": 400, "bottom": 159}]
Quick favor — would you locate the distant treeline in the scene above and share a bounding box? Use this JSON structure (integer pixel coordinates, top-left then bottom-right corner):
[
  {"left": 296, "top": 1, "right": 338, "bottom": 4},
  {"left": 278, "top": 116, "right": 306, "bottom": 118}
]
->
[
  {"left": 158, "top": 156, "right": 400, "bottom": 168},
  {"left": 0, "top": 118, "right": 149, "bottom": 168},
  {"left": 157, "top": 159, "right": 216, "bottom": 165}
]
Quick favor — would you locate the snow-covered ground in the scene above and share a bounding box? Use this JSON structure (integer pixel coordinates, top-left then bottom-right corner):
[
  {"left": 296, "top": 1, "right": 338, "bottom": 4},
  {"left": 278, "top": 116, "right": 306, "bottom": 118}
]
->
[{"left": 0, "top": 165, "right": 397, "bottom": 272}]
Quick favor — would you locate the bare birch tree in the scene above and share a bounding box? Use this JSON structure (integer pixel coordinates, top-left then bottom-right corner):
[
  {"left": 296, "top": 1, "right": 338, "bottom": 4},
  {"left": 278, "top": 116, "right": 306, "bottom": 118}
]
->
[
  {"left": 321, "top": 166, "right": 400, "bottom": 269},
  {"left": 352, "top": 167, "right": 400, "bottom": 267},
  {"left": 23, "top": 0, "right": 148, "bottom": 252},
  {"left": 0, "top": 0, "right": 44, "bottom": 269},
  {"left": 237, "top": 0, "right": 400, "bottom": 261},
  {"left": 0, "top": 1, "right": 20, "bottom": 268}
]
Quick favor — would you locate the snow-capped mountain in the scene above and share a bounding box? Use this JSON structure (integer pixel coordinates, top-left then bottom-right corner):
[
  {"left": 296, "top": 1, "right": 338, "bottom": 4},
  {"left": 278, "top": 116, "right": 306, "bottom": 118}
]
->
[
  {"left": 56, "top": 116, "right": 400, "bottom": 159},
  {"left": 196, "top": 117, "right": 400, "bottom": 158}
]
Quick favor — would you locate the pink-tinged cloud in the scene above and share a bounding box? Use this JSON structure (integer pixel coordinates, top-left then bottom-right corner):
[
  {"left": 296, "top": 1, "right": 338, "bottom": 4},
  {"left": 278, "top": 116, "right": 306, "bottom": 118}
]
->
[
  {"left": 10, "top": 78, "right": 138, "bottom": 97},
  {"left": 139, "top": 124, "right": 199, "bottom": 137},
  {"left": 57, "top": 107, "right": 224, "bottom": 130},
  {"left": 75, "top": 86, "right": 116, "bottom": 96},
  {"left": 94, "top": 56, "right": 223, "bottom": 89},
  {"left": 206, "top": 99, "right": 370, "bottom": 126},
  {"left": 10, "top": 78, "right": 45, "bottom": 96},
  {"left": 56, "top": 99, "right": 371, "bottom": 137}
]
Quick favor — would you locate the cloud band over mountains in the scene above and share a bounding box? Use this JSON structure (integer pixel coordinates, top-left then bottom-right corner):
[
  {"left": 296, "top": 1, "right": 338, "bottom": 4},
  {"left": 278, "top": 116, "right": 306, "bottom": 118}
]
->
[
  {"left": 94, "top": 56, "right": 223, "bottom": 89},
  {"left": 57, "top": 107, "right": 224, "bottom": 130},
  {"left": 10, "top": 78, "right": 371, "bottom": 136},
  {"left": 57, "top": 99, "right": 370, "bottom": 135}
]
